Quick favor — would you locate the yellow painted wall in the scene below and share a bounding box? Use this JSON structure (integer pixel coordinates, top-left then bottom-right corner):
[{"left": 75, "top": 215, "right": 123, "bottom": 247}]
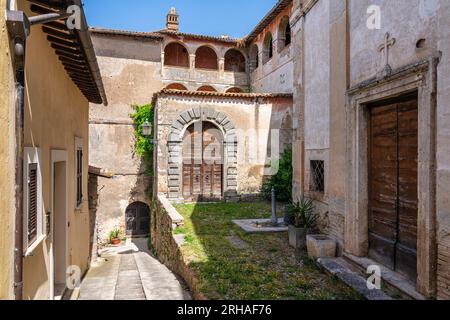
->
[
  {"left": 18, "top": 0, "right": 91, "bottom": 300},
  {"left": 0, "top": 0, "right": 15, "bottom": 300}
]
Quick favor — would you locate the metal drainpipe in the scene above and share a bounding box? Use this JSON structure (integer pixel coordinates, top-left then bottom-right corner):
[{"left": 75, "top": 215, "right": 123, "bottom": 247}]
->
[{"left": 13, "top": 39, "right": 25, "bottom": 301}]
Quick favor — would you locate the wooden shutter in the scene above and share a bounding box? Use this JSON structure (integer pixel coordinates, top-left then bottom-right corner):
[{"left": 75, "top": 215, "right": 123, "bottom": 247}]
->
[
  {"left": 28, "top": 163, "right": 38, "bottom": 244},
  {"left": 76, "top": 149, "right": 83, "bottom": 207}
]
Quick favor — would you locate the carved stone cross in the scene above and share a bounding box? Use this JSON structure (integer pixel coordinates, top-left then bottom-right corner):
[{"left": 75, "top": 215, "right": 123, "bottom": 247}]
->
[{"left": 378, "top": 32, "right": 396, "bottom": 76}]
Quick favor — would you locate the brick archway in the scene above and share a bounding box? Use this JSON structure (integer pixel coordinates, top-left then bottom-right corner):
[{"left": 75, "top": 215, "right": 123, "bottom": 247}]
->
[{"left": 167, "top": 107, "right": 238, "bottom": 201}]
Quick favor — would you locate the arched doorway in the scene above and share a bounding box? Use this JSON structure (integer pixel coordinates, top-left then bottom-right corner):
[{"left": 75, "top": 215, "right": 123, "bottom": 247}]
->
[
  {"left": 125, "top": 202, "right": 150, "bottom": 237},
  {"left": 225, "top": 87, "right": 244, "bottom": 93},
  {"left": 197, "top": 85, "right": 217, "bottom": 92},
  {"left": 164, "top": 42, "right": 189, "bottom": 68},
  {"left": 166, "top": 83, "right": 188, "bottom": 91},
  {"left": 224, "top": 49, "right": 246, "bottom": 72},
  {"left": 182, "top": 122, "right": 224, "bottom": 201}
]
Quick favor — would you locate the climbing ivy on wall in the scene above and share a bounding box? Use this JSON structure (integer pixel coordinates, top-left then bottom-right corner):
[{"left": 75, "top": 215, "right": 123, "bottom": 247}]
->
[{"left": 131, "top": 104, "right": 154, "bottom": 177}]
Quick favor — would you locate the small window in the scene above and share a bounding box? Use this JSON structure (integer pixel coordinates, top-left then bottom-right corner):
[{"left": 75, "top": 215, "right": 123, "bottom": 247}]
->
[
  {"left": 24, "top": 147, "right": 43, "bottom": 251},
  {"left": 75, "top": 137, "right": 84, "bottom": 209},
  {"left": 310, "top": 160, "right": 325, "bottom": 193},
  {"left": 263, "top": 33, "right": 273, "bottom": 64},
  {"left": 28, "top": 163, "right": 38, "bottom": 244},
  {"left": 278, "top": 16, "right": 291, "bottom": 51},
  {"left": 285, "top": 24, "right": 291, "bottom": 47},
  {"left": 249, "top": 44, "right": 259, "bottom": 71}
]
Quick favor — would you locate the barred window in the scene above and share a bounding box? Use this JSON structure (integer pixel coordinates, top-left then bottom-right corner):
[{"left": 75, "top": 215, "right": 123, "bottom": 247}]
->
[{"left": 310, "top": 160, "right": 325, "bottom": 193}]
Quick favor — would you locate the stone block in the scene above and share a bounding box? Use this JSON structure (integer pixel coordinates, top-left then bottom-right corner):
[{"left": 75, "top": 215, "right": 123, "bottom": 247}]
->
[{"left": 306, "top": 235, "right": 337, "bottom": 259}]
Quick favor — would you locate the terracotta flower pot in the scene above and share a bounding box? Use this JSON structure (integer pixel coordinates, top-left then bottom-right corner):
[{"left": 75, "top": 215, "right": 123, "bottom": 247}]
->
[{"left": 111, "top": 238, "right": 121, "bottom": 245}]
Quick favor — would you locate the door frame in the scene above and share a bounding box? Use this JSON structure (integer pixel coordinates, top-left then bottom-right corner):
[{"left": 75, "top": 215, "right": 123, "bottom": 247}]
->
[
  {"left": 367, "top": 97, "right": 419, "bottom": 278},
  {"left": 344, "top": 57, "right": 438, "bottom": 297},
  {"left": 166, "top": 107, "right": 238, "bottom": 201},
  {"left": 49, "top": 149, "right": 69, "bottom": 300}
]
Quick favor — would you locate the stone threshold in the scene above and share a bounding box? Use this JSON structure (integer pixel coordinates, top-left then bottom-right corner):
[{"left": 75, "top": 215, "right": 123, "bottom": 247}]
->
[
  {"left": 318, "top": 257, "right": 392, "bottom": 300},
  {"left": 342, "top": 253, "right": 426, "bottom": 301}
]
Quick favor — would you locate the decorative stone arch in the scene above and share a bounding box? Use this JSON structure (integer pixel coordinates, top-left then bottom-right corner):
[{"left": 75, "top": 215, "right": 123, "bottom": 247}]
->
[
  {"left": 165, "top": 83, "right": 188, "bottom": 90},
  {"left": 163, "top": 41, "right": 190, "bottom": 67},
  {"left": 167, "top": 107, "right": 238, "bottom": 200},
  {"left": 263, "top": 32, "right": 273, "bottom": 64},
  {"left": 225, "top": 87, "right": 244, "bottom": 93},
  {"left": 197, "top": 85, "right": 217, "bottom": 92},
  {"left": 277, "top": 15, "right": 291, "bottom": 52},
  {"left": 224, "top": 48, "right": 247, "bottom": 72},
  {"left": 194, "top": 44, "right": 220, "bottom": 70}
]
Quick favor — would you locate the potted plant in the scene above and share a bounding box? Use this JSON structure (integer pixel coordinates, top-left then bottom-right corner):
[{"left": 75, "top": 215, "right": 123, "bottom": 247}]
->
[
  {"left": 286, "top": 198, "right": 318, "bottom": 249},
  {"left": 109, "top": 228, "right": 122, "bottom": 246}
]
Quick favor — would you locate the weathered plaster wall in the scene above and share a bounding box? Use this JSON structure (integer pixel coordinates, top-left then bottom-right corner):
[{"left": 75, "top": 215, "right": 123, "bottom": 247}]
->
[
  {"left": 89, "top": 35, "right": 163, "bottom": 242},
  {"left": 0, "top": 0, "right": 15, "bottom": 300},
  {"left": 304, "top": 0, "right": 330, "bottom": 151},
  {"left": 327, "top": 0, "right": 347, "bottom": 245},
  {"left": 302, "top": 0, "right": 331, "bottom": 231},
  {"left": 250, "top": 4, "right": 294, "bottom": 94},
  {"left": 20, "top": 0, "right": 91, "bottom": 300},
  {"left": 436, "top": 0, "right": 450, "bottom": 300},
  {"left": 156, "top": 96, "right": 293, "bottom": 198},
  {"left": 291, "top": 0, "right": 304, "bottom": 201}
]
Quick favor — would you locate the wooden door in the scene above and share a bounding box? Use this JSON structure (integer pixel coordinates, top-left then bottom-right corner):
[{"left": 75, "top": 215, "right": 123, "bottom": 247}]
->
[
  {"left": 368, "top": 94, "right": 418, "bottom": 283},
  {"left": 182, "top": 122, "right": 223, "bottom": 201},
  {"left": 126, "top": 202, "right": 150, "bottom": 237}
]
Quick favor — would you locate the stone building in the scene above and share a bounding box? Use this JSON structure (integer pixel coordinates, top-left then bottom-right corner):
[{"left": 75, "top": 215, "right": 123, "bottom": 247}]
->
[
  {"left": 88, "top": 4, "right": 294, "bottom": 241},
  {"left": 289, "top": 0, "right": 449, "bottom": 299},
  {"left": 0, "top": 0, "right": 106, "bottom": 299}
]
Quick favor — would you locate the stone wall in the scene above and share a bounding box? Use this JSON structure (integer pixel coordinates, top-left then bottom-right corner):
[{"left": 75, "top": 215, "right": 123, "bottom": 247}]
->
[
  {"left": 89, "top": 34, "right": 162, "bottom": 242},
  {"left": 151, "top": 194, "right": 204, "bottom": 300},
  {"left": 155, "top": 94, "right": 293, "bottom": 200}
]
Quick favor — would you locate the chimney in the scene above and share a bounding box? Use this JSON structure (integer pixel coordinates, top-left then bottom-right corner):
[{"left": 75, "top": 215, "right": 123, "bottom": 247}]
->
[{"left": 166, "top": 7, "right": 179, "bottom": 32}]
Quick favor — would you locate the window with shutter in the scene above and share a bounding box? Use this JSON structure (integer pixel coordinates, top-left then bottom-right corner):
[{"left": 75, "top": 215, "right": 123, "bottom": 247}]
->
[{"left": 28, "top": 163, "right": 38, "bottom": 245}]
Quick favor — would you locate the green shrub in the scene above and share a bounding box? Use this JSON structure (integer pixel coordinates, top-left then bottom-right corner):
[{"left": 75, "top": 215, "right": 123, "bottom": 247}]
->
[
  {"left": 130, "top": 104, "right": 154, "bottom": 177},
  {"left": 286, "top": 198, "right": 318, "bottom": 230},
  {"left": 262, "top": 148, "right": 293, "bottom": 201}
]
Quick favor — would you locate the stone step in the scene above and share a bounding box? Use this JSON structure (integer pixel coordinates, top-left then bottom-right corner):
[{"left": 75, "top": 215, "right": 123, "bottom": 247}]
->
[
  {"left": 318, "top": 257, "right": 393, "bottom": 300},
  {"left": 342, "top": 253, "right": 426, "bottom": 300}
]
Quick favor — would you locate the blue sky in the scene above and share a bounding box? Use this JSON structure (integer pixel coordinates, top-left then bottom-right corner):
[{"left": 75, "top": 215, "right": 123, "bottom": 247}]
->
[{"left": 83, "top": 0, "right": 277, "bottom": 38}]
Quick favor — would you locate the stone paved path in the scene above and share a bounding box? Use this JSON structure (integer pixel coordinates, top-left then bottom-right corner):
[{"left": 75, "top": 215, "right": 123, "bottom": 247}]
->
[{"left": 79, "top": 238, "right": 191, "bottom": 300}]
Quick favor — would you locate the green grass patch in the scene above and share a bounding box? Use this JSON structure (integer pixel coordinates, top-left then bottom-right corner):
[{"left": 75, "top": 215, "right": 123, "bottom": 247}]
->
[{"left": 174, "top": 202, "right": 363, "bottom": 300}]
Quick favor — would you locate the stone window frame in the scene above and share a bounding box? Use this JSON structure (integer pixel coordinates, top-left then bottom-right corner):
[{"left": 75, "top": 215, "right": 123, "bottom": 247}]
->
[
  {"left": 344, "top": 57, "right": 439, "bottom": 297},
  {"left": 166, "top": 107, "right": 238, "bottom": 200}
]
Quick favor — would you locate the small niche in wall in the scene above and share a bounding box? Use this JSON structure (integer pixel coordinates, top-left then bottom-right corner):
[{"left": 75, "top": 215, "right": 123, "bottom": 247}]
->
[{"left": 416, "top": 38, "right": 426, "bottom": 49}]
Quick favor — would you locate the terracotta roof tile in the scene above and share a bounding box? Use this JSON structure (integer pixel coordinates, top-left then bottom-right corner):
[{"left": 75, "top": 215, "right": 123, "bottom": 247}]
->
[
  {"left": 90, "top": 28, "right": 164, "bottom": 40},
  {"left": 152, "top": 89, "right": 293, "bottom": 106}
]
